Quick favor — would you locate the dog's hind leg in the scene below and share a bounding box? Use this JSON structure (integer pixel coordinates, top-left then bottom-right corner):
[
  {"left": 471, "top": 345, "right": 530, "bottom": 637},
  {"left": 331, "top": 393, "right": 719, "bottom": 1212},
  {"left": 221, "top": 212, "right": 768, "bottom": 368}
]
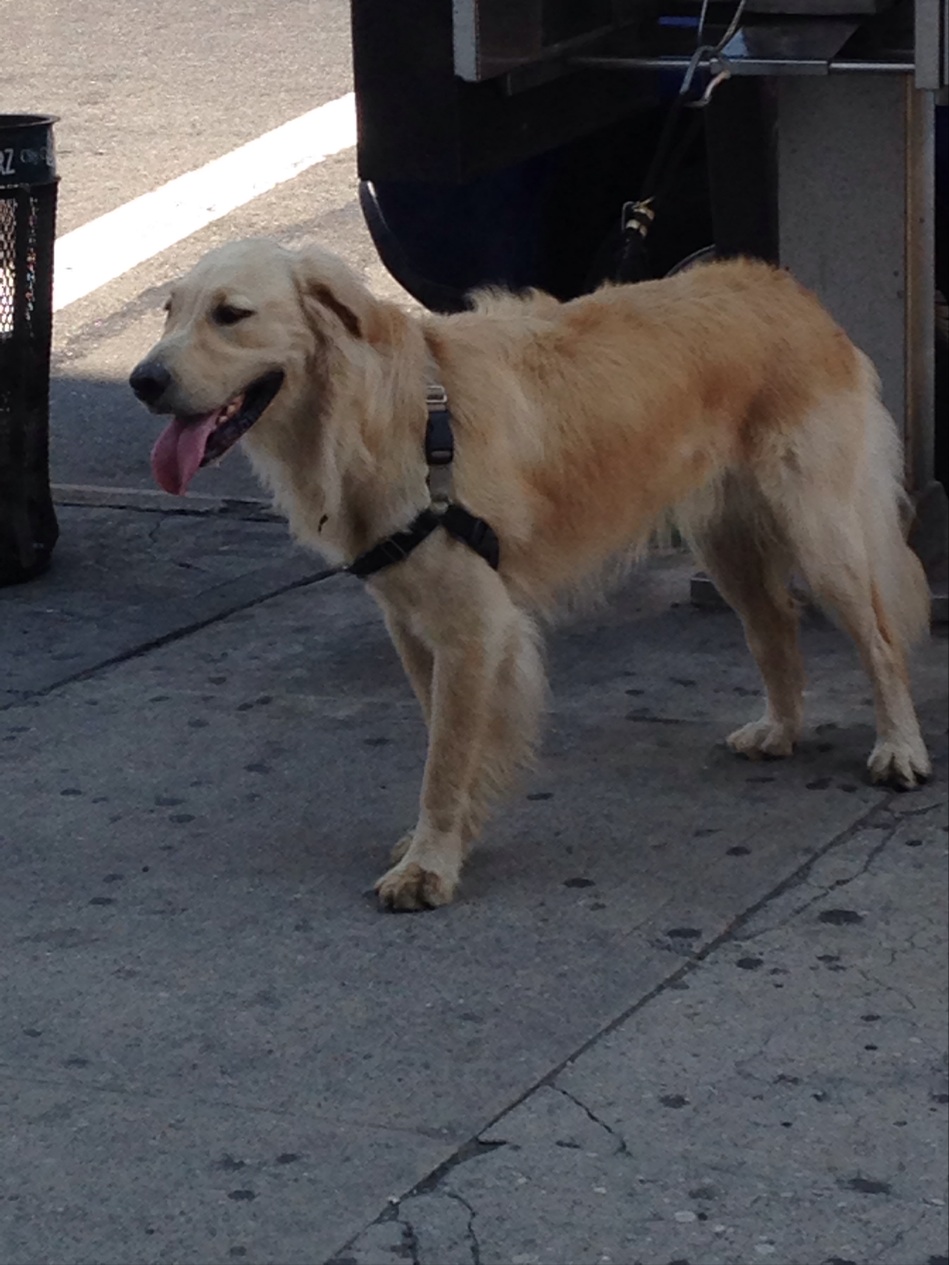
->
[
  {"left": 782, "top": 502, "right": 930, "bottom": 789},
  {"left": 756, "top": 385, "right": 929, "bottom": 788},
  {"left": 681, "top": 481, "right": 805, "bottom": 760}
]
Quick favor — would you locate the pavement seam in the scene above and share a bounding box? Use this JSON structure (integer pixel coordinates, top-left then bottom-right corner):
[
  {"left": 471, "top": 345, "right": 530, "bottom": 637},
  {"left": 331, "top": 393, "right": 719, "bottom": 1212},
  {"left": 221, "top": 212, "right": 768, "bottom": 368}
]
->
[
  {"left": 53, "top": 484, "right": 277, "bottom": 519},
  {"left": 0, "top": 1065, "right": 462, "bottom": 1143},
  {"left": 0, "top": 566, "right": 346, "bottom": 712},
  {"left": 411, "top": 1140, "right": 505, "bottom": 1198}
]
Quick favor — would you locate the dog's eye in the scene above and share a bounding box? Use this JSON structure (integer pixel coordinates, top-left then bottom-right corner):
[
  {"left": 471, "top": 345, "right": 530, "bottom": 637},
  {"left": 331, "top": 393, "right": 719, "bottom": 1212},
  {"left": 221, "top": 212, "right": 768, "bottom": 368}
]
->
[{"left": 213, "top": 304, "right": 254, "bottom": 326}]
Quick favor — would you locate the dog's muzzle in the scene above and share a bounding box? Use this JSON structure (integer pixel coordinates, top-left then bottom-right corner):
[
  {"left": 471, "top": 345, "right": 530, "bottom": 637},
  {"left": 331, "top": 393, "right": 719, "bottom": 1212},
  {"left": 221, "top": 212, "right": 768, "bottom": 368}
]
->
[{"left": 129, "top": 359, "right": 172, "bottom": 408}]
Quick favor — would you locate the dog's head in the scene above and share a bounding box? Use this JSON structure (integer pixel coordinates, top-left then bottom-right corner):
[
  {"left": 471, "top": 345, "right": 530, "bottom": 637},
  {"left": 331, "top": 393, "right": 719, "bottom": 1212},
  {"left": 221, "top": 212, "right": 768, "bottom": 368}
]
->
[{"left": 129, "top": 239, "right": 370, "bottom": 495}]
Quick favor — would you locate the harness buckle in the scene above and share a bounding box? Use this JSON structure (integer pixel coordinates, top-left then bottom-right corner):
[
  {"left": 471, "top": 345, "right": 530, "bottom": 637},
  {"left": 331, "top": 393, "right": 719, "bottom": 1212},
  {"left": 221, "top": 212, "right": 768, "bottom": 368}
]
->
[
  {"left": 425, "top": 380, "right": 455, "bottom": 507},
  {"left": 426, "top": 444, "right": 453, "bottom": 467},
  {"left": 427, "top": 464, "right": 453, "bottom": 510}
]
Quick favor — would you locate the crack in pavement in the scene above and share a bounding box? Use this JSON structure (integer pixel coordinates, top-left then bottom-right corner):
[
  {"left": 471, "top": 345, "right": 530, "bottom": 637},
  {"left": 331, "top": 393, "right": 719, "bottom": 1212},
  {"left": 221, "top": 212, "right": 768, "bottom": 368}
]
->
[
  {"left": 380, "top": 1190, "right": 480, "bottom": 1265},
  {"left": 328, "top": 774, "right": 946, "bottom": 1263},
  {"left": 881, "top": 798, "right": 947, "bottom": 820},
  {"left": 397, "top": 1213, "right": 421, "bottom": 1265},
  {"left": 553, "top": 1085, "right": 630, "bottom": 1157},
  {"left": 856, "top": 968, "right": 920, "bottom": 1014},
  {"left": 440, "top": 1190, "right": 482, "bottom": 1265},
  {"left": 776, "top": 820, "right": 896, "bottom": 918},
  {"left": 733, "top": 816, "right": 899, "bottom": 942}
]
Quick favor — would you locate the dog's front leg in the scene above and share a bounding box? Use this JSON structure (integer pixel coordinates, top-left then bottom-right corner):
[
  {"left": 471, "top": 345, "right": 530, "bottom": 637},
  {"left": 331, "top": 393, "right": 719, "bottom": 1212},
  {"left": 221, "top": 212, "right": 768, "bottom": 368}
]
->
[
  {"left": 382, "top": 613, "right": 438, "bottom": 868},
  {"left": 375, "top": 631, "right": 499, "bottom": 912},
  {"left": 384, "top": 612, "right": 434, "bottom": 728}
]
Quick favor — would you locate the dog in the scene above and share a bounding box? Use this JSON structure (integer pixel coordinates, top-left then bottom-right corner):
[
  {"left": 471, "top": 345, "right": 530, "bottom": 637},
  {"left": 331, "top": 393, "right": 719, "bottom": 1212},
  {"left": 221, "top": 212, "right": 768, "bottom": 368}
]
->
[{"left": 130, "top": 238, "right": 931, "bottom": 910}]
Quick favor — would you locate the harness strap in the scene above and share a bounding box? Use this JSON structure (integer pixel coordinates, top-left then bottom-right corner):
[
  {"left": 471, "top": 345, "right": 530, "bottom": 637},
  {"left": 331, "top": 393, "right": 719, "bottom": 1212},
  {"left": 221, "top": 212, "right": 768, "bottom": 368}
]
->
[
  {"left": 348, "top": 509, "right": 441, "bottom": 580},
  {"left": 349, "top": 502, "right": 500, "bottom": 580},
  {"left": 347, "top": 380, "right": 501, "bottom": 581},
  {"left": 440, "top": 502, "right": 500, "bottom": 571}
]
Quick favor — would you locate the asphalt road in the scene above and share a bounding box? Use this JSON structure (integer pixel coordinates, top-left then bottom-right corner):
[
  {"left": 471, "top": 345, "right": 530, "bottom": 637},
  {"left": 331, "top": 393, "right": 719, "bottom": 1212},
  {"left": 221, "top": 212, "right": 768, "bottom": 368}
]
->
[{"left": 6, "top": 0, "right": 397, "bottom": 500}]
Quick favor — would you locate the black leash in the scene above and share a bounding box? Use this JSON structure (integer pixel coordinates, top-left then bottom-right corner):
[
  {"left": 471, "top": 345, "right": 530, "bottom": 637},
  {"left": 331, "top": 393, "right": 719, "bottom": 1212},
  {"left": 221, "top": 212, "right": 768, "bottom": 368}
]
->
[
  {"left": 615, "top": 1, "right": 744, "bottom": 285},
  {"left": 616, "top": 101, "right": 704, "bottom": 284}
]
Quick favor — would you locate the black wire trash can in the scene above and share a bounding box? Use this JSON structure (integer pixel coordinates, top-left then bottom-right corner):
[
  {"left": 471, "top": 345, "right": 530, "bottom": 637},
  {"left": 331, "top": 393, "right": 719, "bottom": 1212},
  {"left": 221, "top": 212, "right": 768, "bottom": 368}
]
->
[{"left": 0, "top": 114, "right": 58, "bottom": 586}]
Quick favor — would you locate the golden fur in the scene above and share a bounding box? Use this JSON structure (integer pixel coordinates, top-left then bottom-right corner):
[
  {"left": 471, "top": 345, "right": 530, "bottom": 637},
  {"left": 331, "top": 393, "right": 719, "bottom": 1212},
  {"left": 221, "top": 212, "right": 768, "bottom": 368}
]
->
[{"left": 133, "top": 238, "right": 931, "bottom": 909}]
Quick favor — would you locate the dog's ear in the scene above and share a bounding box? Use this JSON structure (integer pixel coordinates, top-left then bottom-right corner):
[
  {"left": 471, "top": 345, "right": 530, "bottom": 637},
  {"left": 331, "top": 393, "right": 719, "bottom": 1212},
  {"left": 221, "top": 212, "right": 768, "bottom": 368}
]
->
[
  {"left": 309, "top": 282, "right": 362, "bottom": 339},
  {"left": 291, "top": 246, "right": 371, "bottom": 341}
]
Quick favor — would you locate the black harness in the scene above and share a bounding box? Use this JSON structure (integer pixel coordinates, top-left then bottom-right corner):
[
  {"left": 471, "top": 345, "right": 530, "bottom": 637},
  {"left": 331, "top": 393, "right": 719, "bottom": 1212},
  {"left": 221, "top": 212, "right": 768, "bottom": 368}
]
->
[{"left": 348, "top": 384, "right": 500, "bottom": 581}]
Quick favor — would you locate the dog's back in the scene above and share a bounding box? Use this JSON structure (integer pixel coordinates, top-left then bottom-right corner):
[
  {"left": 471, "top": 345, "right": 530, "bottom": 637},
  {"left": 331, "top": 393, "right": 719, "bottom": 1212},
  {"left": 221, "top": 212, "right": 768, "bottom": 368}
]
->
[{"left": 434, "top": 259, "right": 864, "bottom": 602}]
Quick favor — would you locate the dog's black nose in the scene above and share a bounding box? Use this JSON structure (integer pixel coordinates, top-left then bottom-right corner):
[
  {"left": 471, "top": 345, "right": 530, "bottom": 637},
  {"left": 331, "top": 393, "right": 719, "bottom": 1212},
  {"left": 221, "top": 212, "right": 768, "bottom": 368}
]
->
[{"left": 129, "top": 360, "right": 171, "bottom": 405}]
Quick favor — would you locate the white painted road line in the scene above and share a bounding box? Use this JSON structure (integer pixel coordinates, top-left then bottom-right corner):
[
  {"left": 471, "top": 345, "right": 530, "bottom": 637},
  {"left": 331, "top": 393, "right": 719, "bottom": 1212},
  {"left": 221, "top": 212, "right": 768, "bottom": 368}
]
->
[{"left": 52, "top": 92, "right": 357, "bottom": 312}]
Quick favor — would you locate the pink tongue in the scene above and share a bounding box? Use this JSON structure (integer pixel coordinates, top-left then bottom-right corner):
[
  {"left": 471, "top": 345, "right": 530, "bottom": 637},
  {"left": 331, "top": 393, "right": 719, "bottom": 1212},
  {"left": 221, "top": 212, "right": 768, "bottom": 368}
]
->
[{"left": 150, "top": 412, "right": 222, "bottom": 495}]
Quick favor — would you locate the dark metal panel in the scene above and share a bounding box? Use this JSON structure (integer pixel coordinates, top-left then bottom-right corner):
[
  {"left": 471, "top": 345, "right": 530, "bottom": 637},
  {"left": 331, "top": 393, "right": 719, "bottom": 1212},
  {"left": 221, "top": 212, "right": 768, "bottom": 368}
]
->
[
  {"left": 352, "top": 0, "right": 657, "bottom": 183},
  {"left": 705, "top": 77, "right": 779, "bottom": 261},
  {"left": 914, "top": 0, "right": 945, "bottom": 88},
  {"left": 451, "top": 0, "right": 616, "bottom": 81},
  {"left": 718, "top": 19, "right": 859, "bottom": 73}
]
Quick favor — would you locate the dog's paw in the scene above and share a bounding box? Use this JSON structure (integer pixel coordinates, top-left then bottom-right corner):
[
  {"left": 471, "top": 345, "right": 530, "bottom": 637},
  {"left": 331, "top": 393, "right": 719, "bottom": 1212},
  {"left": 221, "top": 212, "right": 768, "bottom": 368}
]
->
[
  {"left": 867, "top": 737, "right": 931, "bottom": 790},
  {"left": 726, "top": 717, "right": 796, "bottom": 761},
  {"left": 375, "top": 860, "right": 457, "bottom": 912}
]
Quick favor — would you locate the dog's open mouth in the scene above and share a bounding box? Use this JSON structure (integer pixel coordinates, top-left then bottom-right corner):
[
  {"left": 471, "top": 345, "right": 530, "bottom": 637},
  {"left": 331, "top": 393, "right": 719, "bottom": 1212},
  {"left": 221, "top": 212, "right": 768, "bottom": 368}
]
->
[{"left": 150, "top": 370, "right": 285, "bottom": 496}]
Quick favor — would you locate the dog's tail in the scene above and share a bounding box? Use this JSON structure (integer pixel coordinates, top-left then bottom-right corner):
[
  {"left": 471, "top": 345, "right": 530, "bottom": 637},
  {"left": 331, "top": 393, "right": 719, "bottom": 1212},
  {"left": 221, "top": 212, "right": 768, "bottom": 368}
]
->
[{"left": 856, "top": 354, "right": 930, "bottom": 651}]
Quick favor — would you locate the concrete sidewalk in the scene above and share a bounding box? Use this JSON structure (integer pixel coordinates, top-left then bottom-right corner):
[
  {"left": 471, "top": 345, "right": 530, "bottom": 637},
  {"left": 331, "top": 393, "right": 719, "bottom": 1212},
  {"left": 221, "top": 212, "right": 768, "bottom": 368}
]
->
[{"left": 1, "top": 491, "right": 946, "bottom": 1265}]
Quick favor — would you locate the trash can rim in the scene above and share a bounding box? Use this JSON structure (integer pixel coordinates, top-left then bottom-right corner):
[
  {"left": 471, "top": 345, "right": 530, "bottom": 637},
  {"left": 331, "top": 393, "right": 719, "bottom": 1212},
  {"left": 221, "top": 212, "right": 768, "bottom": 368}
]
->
[{"left": 0, "top": 113, "right": 60, "bottom": 129}]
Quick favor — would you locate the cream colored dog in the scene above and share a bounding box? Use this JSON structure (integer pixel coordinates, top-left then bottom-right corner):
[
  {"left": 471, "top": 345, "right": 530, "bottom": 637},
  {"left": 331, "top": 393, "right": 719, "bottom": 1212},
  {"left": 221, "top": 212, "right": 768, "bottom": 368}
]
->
[{"left": 130, "top": 238, "right": 931, "bottom": 910}]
